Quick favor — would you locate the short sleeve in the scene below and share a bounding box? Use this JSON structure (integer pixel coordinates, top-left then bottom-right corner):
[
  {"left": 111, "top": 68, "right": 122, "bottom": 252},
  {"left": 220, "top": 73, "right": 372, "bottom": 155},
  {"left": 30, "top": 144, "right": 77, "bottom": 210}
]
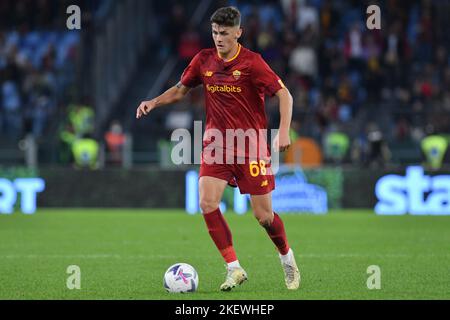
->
[
  {"left": 251, "top": 54, "right": 285, "bottom": 96},
  {"left": 180, "top": 52, "right": 202, "bottom": 88}
]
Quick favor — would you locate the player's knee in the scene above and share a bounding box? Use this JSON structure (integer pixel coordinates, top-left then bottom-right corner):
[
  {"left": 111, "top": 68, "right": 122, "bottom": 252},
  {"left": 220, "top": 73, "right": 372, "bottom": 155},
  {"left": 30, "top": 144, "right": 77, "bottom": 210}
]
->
[
  {"left": 256, "top": 212, "right": 274, "bottom": 228},
  {"left": 200, "top": 198, "right": 220, "bottom": 214}
]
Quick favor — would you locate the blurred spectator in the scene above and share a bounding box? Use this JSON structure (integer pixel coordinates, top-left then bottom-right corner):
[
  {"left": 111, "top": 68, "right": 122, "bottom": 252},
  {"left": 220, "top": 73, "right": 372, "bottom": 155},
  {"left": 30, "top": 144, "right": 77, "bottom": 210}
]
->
[
  {"left": 344, "top": 23, "right": 364, "bottom": 72},
  {"left": 350, "top": 131, "right": 369, "bottom": 165},
  {"left": 366, "top": 123, "right": 391, "bottom": 168},
  {"left": 1, "top": 80, "right": 22, "bottom": 140},
  {"left": 280, "top": 0, "right": 299, "bottom": 28},
  {"left": 395, "top": 118, "right": 411, "bottom": 141},
  {"left": 104, "top": 120, "right": 126, "bottom": 166},
  {"left": 295, "top": 0, "right": 319, "bottom": 34},
  {"left": 68, "top": 103, "right": 95, "bottom": 138},
  {"left": 421, "top": 134, "right": 448, "bottom": 170},
  {"left": 323, "top": 130, "right": 350, "bottom": 164},
  {"left": 320, "top": 0, "right": 338, "bottom": 38},
  {"left": 27, "top": 93, "right": 53, "bottom": 138},
  {"left": 72, "top": 133, "right": 99, "bottom": 170},
  {"left": 289, "top": 43, "right": 318, "bottom": 81},
  {"left": 178, "top": 24, "right": 202, "bottom": 63},
  {"left": 257, "top": 21, "right": 280, "bottom": 62}
]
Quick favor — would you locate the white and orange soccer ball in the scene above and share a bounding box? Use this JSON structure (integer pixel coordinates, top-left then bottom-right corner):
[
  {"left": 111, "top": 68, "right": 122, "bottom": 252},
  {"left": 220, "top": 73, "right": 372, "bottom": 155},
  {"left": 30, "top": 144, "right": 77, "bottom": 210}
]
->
[{"left": 163, "top": 263, "right": 199, "bottom": 293}]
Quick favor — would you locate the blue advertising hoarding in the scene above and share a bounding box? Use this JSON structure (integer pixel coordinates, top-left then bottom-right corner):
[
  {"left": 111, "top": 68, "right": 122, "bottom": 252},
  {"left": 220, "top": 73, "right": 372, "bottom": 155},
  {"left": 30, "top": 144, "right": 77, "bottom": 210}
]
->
[
  {"left": 375, "top": 166, "right": 450, "bottom": 215},
  {"left": 185, "top": 167, "right": 328, "bottom": 214}
]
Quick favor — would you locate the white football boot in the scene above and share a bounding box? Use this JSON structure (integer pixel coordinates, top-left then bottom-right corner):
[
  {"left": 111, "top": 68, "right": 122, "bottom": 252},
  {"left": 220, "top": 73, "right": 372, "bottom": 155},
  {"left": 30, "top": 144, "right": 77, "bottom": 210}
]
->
[
  {"left": 220, "top": 266, "right": 248, "bottom": 291},
  {"left": 279, "top": 249, "right": 301, "bottom": 290}
]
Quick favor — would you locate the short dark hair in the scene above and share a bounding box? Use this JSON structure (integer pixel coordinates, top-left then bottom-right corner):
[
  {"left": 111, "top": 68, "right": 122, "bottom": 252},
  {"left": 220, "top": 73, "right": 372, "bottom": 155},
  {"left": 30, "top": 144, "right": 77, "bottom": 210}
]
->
[{"left": 210, "top": 6, "right": 241, "bottom": 27}]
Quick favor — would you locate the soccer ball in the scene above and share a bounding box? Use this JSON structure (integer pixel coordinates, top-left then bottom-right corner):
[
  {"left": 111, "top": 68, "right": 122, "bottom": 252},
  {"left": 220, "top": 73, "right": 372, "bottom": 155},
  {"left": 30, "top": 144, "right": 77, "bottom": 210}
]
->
[{"left": 163, "top": 263, "right": 199, "bottom": 293}]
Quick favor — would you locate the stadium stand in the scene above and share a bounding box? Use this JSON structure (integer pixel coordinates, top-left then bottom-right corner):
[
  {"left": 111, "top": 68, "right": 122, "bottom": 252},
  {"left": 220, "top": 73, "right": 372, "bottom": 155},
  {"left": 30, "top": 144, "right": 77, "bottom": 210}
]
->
[{"left": 0, "top": 0, "right": 449, "bottom": 168}]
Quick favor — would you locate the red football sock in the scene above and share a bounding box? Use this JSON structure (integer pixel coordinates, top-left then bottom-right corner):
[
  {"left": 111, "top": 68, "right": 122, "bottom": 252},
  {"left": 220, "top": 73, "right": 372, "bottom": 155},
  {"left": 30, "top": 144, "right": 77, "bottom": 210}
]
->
[
  {"left": 203, "top": 208, "right": 237, "bottom": 263},
  {"left": 263, "top": 212, "right": 290, "bottom": 255}
]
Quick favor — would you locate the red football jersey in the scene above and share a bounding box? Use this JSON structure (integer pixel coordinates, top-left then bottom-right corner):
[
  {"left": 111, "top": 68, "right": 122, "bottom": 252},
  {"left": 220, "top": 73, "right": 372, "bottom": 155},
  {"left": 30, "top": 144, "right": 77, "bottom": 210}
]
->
[{"left": 181, "top": 44, "right": 284, "bottom": 160}]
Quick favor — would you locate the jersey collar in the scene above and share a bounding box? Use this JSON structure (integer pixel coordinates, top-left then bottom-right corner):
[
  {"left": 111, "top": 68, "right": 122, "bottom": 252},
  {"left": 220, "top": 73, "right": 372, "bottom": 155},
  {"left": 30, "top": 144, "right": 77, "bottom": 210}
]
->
[{"left": 217, "top": 44, "right": 242, "bottom": 63}]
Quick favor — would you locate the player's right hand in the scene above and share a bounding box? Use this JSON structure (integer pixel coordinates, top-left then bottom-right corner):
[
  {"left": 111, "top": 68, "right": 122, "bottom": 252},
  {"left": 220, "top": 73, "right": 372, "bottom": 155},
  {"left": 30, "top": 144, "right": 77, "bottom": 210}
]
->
[{"left": 136, "top": 100, "right": 156, "bottom": 119}]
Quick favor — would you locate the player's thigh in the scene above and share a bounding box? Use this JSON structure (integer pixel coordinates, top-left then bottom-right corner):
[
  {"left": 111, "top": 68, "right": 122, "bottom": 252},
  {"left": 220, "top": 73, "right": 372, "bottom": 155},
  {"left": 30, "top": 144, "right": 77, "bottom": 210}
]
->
[
  {"left": 198, "top": 176, "right": 228, "bottom": 213},
  {"left": 250, "top": 192, "right": 274, "bottom": 226}
]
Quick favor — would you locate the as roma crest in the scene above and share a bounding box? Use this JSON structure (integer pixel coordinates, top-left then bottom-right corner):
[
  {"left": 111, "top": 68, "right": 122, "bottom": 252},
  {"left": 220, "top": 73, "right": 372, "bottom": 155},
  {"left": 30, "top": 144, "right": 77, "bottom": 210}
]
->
[{"left": 232, "top": 70, "right": 241, "bottom": 80}]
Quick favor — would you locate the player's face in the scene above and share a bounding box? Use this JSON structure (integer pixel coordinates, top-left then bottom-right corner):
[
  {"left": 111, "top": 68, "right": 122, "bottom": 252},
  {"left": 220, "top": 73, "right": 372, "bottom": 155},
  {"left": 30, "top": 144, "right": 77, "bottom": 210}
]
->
[{"left": 212, "top": 23, "right": 242, "bottom": 57}]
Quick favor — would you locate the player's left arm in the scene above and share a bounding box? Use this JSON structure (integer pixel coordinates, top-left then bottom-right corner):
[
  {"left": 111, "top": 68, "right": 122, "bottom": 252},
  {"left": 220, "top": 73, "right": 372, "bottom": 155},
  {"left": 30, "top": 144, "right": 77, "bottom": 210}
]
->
[
  {"left": 251, "top": 54, "right": 293, "bottom": 152},
  {"left": 273, "top": 86, "right": 293, "bottom": 152}
]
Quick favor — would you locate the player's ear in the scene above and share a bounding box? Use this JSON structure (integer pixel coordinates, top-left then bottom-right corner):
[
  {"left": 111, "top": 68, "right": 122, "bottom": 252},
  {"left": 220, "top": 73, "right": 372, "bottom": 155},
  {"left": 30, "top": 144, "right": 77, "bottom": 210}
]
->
[{"left": 236, "top": 28, "right": 242, "bottom": 40}]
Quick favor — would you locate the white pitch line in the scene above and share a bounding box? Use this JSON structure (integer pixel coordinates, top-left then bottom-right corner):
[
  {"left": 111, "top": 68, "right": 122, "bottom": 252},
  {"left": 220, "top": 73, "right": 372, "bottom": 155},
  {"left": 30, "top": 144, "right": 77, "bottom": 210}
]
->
[{"left": 0, "top": 253, "right": 448, "bottom": 260}]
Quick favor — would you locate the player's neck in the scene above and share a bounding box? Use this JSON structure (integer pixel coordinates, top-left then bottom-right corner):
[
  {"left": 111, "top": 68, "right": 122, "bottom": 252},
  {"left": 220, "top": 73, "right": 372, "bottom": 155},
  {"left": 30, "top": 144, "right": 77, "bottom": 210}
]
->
[{"left": 218, "top": 43, "right": 241, "bottom": 62}]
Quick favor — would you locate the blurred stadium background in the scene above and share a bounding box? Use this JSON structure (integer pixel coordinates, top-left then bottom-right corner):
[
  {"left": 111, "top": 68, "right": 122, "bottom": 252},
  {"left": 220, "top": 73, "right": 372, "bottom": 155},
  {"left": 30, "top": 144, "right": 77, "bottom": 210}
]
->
[
  {"left": 0, "top": 0, "right": 449, "bottom": 207},
  {"left": 0, "top": 0, "right": 450, "bottom": 299}
]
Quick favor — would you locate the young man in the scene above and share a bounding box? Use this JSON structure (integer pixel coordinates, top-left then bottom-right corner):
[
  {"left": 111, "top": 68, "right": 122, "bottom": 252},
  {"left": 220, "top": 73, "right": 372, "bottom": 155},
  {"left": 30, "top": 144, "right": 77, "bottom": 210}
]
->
[{"left": 136, "top": 6, "right": 300, "bottom": 291}]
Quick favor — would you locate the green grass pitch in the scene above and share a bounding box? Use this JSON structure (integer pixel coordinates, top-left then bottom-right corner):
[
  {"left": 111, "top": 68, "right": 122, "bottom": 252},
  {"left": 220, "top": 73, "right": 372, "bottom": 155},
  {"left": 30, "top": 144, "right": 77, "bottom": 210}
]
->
[{"left": 0, "top": 209, "right": 449, "bottom": 300}]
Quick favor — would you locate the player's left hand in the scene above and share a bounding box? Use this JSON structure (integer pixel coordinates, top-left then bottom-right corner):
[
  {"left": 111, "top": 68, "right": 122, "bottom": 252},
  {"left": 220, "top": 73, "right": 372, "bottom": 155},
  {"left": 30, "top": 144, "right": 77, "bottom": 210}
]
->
[{"left": 273, "top": 131, "right": 290, "bottom": 152}]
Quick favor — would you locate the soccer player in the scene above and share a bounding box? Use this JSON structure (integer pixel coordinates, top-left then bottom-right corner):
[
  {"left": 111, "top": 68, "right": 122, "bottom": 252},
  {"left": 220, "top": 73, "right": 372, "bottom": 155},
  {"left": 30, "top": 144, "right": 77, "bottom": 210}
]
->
[{"left": 136, "top": 6, "right": 300, "bottom": 291}]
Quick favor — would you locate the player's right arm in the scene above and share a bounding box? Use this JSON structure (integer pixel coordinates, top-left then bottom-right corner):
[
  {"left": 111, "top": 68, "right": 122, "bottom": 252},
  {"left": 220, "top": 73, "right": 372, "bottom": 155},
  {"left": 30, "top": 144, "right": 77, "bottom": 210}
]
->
[
  {"left": 136, "top": 82, "right": 191, "bottom": 119},
  {"left": 136, "top": 50, "right": 204, "bottom": 119}
]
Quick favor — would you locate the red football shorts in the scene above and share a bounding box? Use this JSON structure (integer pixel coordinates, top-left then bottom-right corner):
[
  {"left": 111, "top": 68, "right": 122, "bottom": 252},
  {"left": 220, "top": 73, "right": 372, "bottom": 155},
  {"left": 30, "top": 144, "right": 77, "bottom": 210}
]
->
[{"left": 199, "top": 153, "right": 275, "bottom": 195}]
